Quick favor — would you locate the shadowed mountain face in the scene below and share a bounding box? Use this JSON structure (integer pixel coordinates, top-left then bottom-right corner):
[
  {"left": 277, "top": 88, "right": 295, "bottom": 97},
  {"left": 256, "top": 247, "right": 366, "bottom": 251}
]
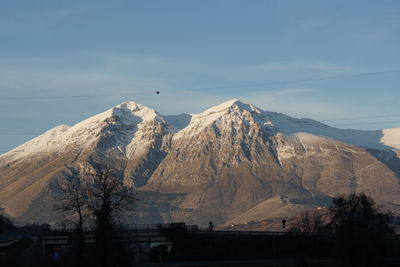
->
[{"left": 0, "top": 100, "right": 399, "bottom": 226}]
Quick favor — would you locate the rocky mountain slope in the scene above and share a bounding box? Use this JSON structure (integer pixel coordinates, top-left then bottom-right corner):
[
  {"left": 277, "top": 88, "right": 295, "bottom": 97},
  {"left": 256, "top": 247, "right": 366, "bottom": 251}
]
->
[{"left": 0, "top": 100, "right": 399, "bottom": 226}]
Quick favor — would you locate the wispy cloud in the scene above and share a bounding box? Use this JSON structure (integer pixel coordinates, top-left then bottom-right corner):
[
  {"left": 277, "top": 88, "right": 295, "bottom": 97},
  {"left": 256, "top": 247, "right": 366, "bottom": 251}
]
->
[
  {"left": 240, "top": 90, "right": 348, "bottom": 119},
  {"left": 251, "top": 60, "right": 363, "bottom": 72},
  {"left": 0, "top": 65, "right": 170, "bottom": 96},
  {"left": 270, "top": 88, "right": 315, "bottom": 95},
  {"left": 142, "top": 86, "right": 340, "bottom": 121}
]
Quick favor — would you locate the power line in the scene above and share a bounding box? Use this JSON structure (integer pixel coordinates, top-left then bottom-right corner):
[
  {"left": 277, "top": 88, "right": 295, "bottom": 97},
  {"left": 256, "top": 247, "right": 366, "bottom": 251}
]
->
[
  {"left": 321, "top": 114, "right": 400, "bottom": 122},
  {"left": 0, "top": 70, "right": 399, "bottom": 101},
  {"left": 0, "top": 134, "right": 40, "bottom": 136},
  {"left": 0, "top": 119, "right": 399, "bottom": 137},
  {"left": 1, "top": 113, "right": 399, "bottom": 135},
  {"left": 0, "top": 92, "right": 155, "bottom": 101},
  {"left": 168, "top": 70, "right": 400, "bottom": 92},
  {"left": 332, "top": 120, "right": 400, "bottom": 127}
]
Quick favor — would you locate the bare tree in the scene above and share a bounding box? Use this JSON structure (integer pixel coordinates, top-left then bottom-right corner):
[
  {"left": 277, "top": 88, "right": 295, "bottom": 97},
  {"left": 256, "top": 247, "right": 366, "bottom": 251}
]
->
[
  {"left": 55, "top": 167, "right": 135, "bottom": 230},
  {"left": 54, "top": 176, "right": 89, "bottom": 235},
  {"left": 289, "top": 210, "right": 326, "bottom": 233},
  {"left": 55, "top": 167, "right": 136, "bottom": 266},
  {"left": 87, "top": 167, "right": 136, "bottom": 224},
  {"left": 87, "top": 167, "right": 136, "bottom": 267},
  {"left": 54, "top": 175, "right": 91, "bottom": 266}
]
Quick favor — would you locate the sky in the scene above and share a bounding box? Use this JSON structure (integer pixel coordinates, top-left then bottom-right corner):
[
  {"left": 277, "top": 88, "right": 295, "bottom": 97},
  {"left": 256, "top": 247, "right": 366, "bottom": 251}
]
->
[{"left": 0, "top": 0, "right": 400, "bottom": 153}]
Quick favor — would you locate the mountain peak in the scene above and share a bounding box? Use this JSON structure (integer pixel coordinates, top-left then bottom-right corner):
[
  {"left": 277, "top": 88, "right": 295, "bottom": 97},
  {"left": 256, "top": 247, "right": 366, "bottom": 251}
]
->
[
  {"left": 115, "top": 101, "right": 146, "bottom": 111},
  {"left": 112, "top": 101, "right": 162, "bottom": 122},
  {"left": 201, "top": 99, "right": 259, "bottom": 115},
  {"left": 172, "top": 99, "right": 263, "bottom": 140},
  {"left": 219, "top": 98, "right": 242, "bottom": 108},
  {"left": 212, "top": 98, "right": 242, "bottom": 109}
]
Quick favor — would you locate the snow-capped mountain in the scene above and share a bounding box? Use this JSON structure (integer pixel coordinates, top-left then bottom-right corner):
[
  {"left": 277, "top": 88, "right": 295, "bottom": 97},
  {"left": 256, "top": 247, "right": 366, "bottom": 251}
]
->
[
  {"left": 143, "top": 100, "right": 400, "bottom": 224},
  {"left": 0, "top": 100, "right": 399, "bottom": 226}
]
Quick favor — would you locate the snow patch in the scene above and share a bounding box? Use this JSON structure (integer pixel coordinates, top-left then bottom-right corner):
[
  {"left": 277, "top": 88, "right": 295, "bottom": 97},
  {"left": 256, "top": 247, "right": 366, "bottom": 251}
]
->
[
  {"left": 1, "top": 125, "right": 70, "bottom": 160},
  {"left": 381, "top": 128, "right": 400, "bottom": 150}
]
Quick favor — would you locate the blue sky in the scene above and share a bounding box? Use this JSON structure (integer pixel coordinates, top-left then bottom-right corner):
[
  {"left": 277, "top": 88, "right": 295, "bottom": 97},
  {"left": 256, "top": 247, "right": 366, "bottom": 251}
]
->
[{"left": 1, "top": 0, "right": 400, "bottom": 153}]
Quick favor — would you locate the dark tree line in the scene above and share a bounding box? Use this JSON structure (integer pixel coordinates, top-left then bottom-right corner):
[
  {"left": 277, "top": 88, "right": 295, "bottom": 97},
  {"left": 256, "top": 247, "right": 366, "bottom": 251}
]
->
[
  {"left": 290, "top": 193, "right": 394, "bottom": 267},
  {"left": 1, "top": 181, "right": 397, "bottom": 267}
]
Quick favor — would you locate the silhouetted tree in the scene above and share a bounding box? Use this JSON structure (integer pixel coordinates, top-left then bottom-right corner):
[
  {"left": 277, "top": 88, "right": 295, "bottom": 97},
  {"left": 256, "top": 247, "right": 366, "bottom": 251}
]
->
[
  {"left": 54, "top": 175, "right": 90, "bottom": 267},
  {"left": 0, "top": 213, "right": 15, "bottom": 233},
  {"left": 54, "top": 176, "right": 88, "bottom": 235},
  {"left": 329, "top": 193, "right": 393, "bottom": 267},
  {"left": 55, "top": 167, "right": 135, "bottom": 266},
  {"left": 289, "top": 210, "right": 326, "bottom": 233},
  {"left": 88, "top": 167, "right": 136, "bottom": 267}
]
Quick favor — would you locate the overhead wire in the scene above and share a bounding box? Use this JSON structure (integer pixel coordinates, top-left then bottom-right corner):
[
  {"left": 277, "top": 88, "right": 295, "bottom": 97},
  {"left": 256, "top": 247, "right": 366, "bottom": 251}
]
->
[
  {"left": 320, "top": 114, "right": 400, "bottom": 122},
  {"left": 0, "top": 119, "right": 400, "bottom": 135},
  {"left": 0, "top": 118, "right": 399, "bottom": 154},
  {"left": 0, "top": 69, "right": 399, "bottom": 152},
  {"left": 0, "top": 70, "right": 399, "bottom": 101},
  {"left": 1, "top": 113, "right": 400, "bottom": 135},
  {"left": 167, "top": 70, "right": 400, "bottom": 92}
]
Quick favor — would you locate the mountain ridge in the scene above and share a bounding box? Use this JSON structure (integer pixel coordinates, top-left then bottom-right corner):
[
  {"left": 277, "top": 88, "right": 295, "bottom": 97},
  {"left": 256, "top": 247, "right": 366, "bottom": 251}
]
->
[
  {"left": 0, "top": 99, "right": 399, "bottom": 226},
  {"left": 2, "top": 99, "right": 399, "bottom": 158}
]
